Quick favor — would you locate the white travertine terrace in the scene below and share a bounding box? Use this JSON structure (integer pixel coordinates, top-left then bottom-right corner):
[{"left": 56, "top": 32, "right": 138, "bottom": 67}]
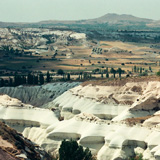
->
[{"left": 1, "top": 81, "right": 160, "bottom": 159}]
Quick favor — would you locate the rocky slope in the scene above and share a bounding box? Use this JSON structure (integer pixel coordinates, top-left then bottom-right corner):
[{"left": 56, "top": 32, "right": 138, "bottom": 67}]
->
[
  {"left": 0, "top": 121, "right": 52, "bottom": 160},
  {"left": 1, "top": 80, "right": 160, "bottom": 159},
  {"left": 0, "top": 94, "right": 59, "bottom": 132},
  {"left": 0, "top": 82, "right": 80, "bottom": 107},
  {"left": 52, "top": 81, "right": 159, "bottom": 120}
]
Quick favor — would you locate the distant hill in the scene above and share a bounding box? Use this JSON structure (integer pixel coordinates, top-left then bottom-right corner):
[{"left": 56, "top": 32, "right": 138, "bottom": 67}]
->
[
  {"left": 91, "top": 13, "right": 153, "bottom": 24},
  {"left": 0, "top": 13, "right": 158, "bottom": 28},
  {"left": 38, "top": 13, "right": 153, "bottom": 25},
  {"left": 0, "top": 21, "right": 27, "bottom": 27}
]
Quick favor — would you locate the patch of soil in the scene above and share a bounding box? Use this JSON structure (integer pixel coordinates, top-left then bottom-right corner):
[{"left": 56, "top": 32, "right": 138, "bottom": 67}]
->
[
  {"left": 81, "top": 75, "right": 160, "bottom": 87},
  {"left": 123, "top": 116, "right": 153, "bottom": 126}
]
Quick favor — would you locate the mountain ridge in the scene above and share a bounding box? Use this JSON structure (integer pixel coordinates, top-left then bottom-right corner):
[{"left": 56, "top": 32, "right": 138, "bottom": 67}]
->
[
  {"left": 39, "top": 13, "right": 154, "bottom": 24},
  {"left": 0, "top": 13, "right": 158, "bottom": 28}
]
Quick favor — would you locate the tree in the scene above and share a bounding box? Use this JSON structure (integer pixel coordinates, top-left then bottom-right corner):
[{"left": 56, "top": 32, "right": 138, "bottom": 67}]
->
[
  {"left": 57, "top": 69, "right": 65, "bottom": 79},
  {"left": 27, "top": 73, "right": 33, "bottom": 85},
  {"left": 140, "top": 67, "right": 143, "bottom": 74},
  {"left": 83, "top": 72, "right": 88, "bottom": 79},
  {"left": 110, "top": 68, "right": 116, "bottom": 78},
  {"left": 0, "top": 78, "right": 5, "bottom": 87},
  {"left": 33, "top": 75, "right": 38, "bottom": 85},
  {"left": 157, "top": 71, "right": 160, "bottom": 76},
  {"left": 106, "top": 71, "right": 109, "bottom": 78},
  {"left": 134, "top": 66, "right": 137, "bottom": 73},
  {"left": 117, "top": 68, "right": 122, "bottom": 78},
  {"left": 46, "top": 71, "right": 50, "bottom": 83},
  {"left": 67, "top": 73, "right": 70, "bottom": 81},
  {"left": 59, "top": 139, "right": 93, "bottom": 160},
  {"left": 101, "top": 72, "right": 103, "bottom": 78},
  {"left": 137, "top": 67, "right": 140, "bottom": 73},
  {"left": 22, "top": 76, "right": 27, "bottom": 84},
  {"left": 39, "top": 74, "right": 44, "bottom": 85},
  {"left": 79, "top": 72, "right": 83, "bottom": 80},
  {"left": 14, "top": 75, "right": 23, "bottom": 86},
  {"left": 9, "top": 77, "right": 13, "bottom": 86}
]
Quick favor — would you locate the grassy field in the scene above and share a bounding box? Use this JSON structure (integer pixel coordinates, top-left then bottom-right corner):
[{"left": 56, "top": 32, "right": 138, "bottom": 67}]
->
[{"left": 1, "top": 41, "right": 160, "bottom": 75}]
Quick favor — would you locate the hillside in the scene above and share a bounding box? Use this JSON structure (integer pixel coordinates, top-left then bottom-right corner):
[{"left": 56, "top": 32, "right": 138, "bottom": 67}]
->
[
  {"left": 1, "top": 79, "right": 160, "bottom": 159},
  {"left": 0, "top": 13, "right": 158, "bottom": 29},
  {"left": 38, "top": 13, "right": 153, "bottom": 25},
  {"left": 0, "top": 121, "right": 52, "bottom": 160},
  {"left": 93, "top": 13, "right": 153, "bottom": 23}
]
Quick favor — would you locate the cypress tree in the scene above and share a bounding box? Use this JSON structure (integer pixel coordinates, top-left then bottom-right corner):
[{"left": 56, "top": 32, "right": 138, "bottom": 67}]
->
[
  {"left": 110, "top": 68, "right": 116, "bottom": 78},
  {"left": 46, "top": 71, "right": 50, "bottom": 83},
  {"left": 117, "top": 68, "right": 122, "bottom": 78},
  {"left": 27, "top": 73, "right": 34, "bottom": 84},
  {"left": 67, "top": 73, "right": 70, "bottom": 81},
  {"left": 39, "top": 74, "right": 44, "bottom": 85},
  {"left": 106, "top": 71, "right": 109, "bottom": 78},
  {"left": 101, "top": 72, "right": 103, "bottom": 78},
  {"left": 134, "top": 66, "right": 137, "bottom": 73},
  {"left": 0, "top": 78, "right": 5, "bottom": 87},
  {"left": 33, "top": 75, "right": 38, "bottom": 85},
  {"left": 22, "top": 76, "right": 26, "bottom": 84},
  {"left": 140, "top": 67, "right": 142, "bottom": 73},
  {"left": 9, "top": 77, "right": 13, "bottom": 86}
]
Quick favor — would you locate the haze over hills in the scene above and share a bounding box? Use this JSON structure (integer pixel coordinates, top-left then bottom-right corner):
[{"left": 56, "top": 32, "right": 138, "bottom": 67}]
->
[
  {"left": 91, "top": 13, "right": 153, "bottom": 24},
  {"left": 0, "top": 13, "right": 158, "bottom": 28},
  {"left": 39, "top": 13, "right": 153, "bottom": 24}
]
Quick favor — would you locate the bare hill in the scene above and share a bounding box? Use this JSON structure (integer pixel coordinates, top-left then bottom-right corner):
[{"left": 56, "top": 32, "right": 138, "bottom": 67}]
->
[
  {"left": 38, "top": 13, "right": 153, "bottom": 25},
  {"left": 0, "top": 13, "right": 157, "bottom": 28}
]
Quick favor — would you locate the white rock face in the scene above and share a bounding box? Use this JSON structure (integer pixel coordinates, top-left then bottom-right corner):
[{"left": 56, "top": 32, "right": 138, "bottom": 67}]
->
[
  {"left": 1, "top": 81, "right": 160, "bottom": 159},
  {"left": 0, "top": 82, "right": 80, "bottom": 107},
  {"left": 44, "top": 81, "right": 160, "bottom": 159},
  {"left": 23, "top": 113, "right": 160, "bottom": 160},
  {"left": 70, "top": 33, "right": 86, "bottom": 39},
  {"left": 52, "top": 82, "right": 160, "bottom": 120},
  {"left": 0, "top": 95, "right": 59, "bottom": 131}
]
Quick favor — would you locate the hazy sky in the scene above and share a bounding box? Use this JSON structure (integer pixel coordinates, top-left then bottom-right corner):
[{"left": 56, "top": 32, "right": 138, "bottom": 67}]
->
[{"left": 0, "top": 0, "right": 160, "bottom": 22}]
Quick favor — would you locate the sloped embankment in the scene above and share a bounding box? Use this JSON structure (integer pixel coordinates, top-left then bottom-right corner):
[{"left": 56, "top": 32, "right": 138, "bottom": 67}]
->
[
  {"left": 52, "top": 81, "right": 160, "bottom": 120},
  {"left": 0, "top": 82, "right": 80, "bottom": 107},
  {"left": 0, "top": 95, "right": 59, "bottom": 132},
  {"left": 1, "top": 80, "right": 160, "bottom": 159},
  {"left": 32, "top": 80, "right": 160, "bottom": 160},
  {"left": 0, "top": 121, "right": 52, "bottom": 160}
]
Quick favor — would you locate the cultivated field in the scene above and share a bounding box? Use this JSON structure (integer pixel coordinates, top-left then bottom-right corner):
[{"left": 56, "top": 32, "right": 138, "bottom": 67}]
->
[{"left": 1, "top": 40, "right": 160, "bottom": 75}]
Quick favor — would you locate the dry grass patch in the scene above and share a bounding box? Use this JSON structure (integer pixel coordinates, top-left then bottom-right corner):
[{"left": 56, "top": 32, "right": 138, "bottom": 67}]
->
[
  {"left": 81, "top": 75, "right": 160, "bottom": 87},
  {"left": 123, "top": 116, "right": 153, "bottom": 126}
]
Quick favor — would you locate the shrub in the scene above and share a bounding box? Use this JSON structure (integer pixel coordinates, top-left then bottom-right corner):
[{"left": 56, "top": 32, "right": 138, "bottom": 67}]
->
[
  {"left": 157, "top": 71, "right": 160, "bottom": 76},
  {"left": 129, "top": 153, "right": 143, "bottom": 160},
  {"left": 59, "top": 139, "right": 94, "bottom": 160},
  {"left": 139, "top": 72, "right": 148, "bottom": 76},
  {"left": 57, "top": 69, "right": 64, "bottom": 75}
]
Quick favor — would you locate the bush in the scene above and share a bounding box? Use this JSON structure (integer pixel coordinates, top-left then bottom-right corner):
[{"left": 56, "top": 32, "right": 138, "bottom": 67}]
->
[
  {"left": 59, "top": 139, "right": 94, "bottom": 160},
  {"left": 57, "top": 69, "right": 64, "bottom": 75},
  {"left": 157, "top": 71, "right": 160, "bottom": 76},
  {"left": 139, "top": 72, "right": 148, "bottom": 76},
  {"left": 129, "top": 153, "right": 143, "bottom": 160}
]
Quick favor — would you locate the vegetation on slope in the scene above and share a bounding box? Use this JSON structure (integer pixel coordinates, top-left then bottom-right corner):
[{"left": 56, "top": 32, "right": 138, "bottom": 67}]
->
[{"left": 59, "top": 139, "right": 95, "bottom": 160}]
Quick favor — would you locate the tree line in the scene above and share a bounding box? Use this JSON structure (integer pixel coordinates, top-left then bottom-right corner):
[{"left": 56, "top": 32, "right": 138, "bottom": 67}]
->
[
  {"left": 0, "top": 70, "right": 72, "bottom": 87},
  {"left": 0, "top": 72, "right": 51, "bottom": 87},
  {"left": 0, "top": 67, "right": 127, "bottom": 87}
]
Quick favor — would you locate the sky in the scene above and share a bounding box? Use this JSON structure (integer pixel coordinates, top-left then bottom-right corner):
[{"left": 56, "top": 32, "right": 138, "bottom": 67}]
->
[{"left": 0, "top": 0, "right": 160, "bottom": 22}]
